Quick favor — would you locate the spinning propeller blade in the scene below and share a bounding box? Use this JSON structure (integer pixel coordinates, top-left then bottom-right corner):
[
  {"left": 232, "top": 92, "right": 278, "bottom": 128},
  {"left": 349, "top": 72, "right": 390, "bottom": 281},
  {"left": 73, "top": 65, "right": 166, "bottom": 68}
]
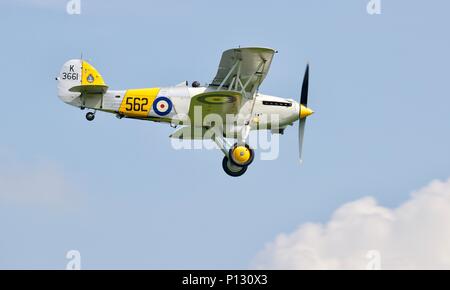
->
[{"left": 298, "top": 64, "right": 313, "bottom": 163}]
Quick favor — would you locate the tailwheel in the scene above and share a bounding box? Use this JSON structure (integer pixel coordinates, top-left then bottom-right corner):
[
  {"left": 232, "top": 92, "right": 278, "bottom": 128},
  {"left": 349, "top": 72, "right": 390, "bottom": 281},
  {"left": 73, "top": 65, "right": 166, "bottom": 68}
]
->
[
  {"left": 86, "top": 112, "right": 95, "bottom": 121},
  {"left": 229, "top": 143, "right": 255, "bottom": 167},
  {"left": 222, "top": 156, "right": 248, "bottom": 177}
]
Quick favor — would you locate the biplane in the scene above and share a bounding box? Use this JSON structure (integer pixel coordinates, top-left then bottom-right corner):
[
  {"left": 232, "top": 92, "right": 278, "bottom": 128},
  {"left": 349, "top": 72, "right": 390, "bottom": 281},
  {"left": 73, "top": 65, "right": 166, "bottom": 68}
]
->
[{"left": 57, "top": 47, "right": 314, "bottom": 176}]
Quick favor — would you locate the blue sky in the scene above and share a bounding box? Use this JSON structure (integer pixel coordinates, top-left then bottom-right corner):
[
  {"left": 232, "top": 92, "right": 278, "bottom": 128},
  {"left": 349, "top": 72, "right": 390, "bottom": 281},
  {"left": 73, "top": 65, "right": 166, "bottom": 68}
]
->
[{"left": 0, "top": 0, "right": 449, "bottom": 269}]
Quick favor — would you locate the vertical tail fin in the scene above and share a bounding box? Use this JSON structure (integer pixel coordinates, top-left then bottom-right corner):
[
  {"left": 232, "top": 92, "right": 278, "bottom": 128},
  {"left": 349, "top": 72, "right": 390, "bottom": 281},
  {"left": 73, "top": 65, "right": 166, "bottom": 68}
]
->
[{"left": 57, "top": 59, "right": 107, "bottom": 104}]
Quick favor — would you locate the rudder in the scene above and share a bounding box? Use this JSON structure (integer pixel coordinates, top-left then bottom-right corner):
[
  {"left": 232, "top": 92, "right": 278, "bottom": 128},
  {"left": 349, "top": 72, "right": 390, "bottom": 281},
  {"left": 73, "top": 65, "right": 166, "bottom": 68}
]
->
[{"left": 57, "top": 59, "right": 107, "bottom": 105}]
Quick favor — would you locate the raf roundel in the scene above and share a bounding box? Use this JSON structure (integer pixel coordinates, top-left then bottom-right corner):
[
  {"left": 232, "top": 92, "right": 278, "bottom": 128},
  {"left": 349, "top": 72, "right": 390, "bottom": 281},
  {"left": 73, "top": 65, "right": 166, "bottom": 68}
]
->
[{"left": 153, "top": 96, "right": 173, "bottom": 116}]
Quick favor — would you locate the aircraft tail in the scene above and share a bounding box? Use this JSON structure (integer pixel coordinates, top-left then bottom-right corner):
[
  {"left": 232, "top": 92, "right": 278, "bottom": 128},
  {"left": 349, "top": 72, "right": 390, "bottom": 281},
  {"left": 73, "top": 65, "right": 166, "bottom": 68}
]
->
[{"left": 57, "top": 59, "right": 108, "bottom": 104}]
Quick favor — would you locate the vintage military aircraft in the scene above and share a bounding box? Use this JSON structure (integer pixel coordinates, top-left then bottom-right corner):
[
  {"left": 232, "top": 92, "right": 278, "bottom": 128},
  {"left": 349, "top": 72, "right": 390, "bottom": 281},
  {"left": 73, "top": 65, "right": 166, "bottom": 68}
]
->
[{"left": 56, "top": 47, "right": 314, "bottom": 177}]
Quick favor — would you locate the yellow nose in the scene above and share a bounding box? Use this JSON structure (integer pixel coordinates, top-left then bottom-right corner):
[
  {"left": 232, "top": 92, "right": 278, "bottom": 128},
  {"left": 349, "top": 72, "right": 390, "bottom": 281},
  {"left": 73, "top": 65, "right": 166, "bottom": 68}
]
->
[{"left": 300, "top": 105, "right": 314, "bottom": 119}]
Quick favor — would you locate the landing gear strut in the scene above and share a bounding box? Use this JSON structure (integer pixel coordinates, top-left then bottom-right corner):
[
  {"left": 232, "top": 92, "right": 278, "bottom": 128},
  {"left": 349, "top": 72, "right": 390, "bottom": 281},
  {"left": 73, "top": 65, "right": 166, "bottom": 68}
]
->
[{"left": 86, "top": 111, "right": 95, "bottom": 121}]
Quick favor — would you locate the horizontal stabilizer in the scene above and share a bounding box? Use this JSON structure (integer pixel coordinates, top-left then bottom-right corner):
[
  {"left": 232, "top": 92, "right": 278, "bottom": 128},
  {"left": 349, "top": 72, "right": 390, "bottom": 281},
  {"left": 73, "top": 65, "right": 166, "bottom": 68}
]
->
[
  {"left": 57, "top": 59, "right": 108, "bottom": 102},
  {"left": 69, "top": 85, "right": 108, "bottom": 94}
]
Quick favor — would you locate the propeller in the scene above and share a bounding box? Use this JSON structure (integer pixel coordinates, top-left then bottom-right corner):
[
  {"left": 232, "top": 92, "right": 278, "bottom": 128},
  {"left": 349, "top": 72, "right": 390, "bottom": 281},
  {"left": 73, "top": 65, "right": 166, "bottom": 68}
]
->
[
  {"left": 299, "top": 64, "right": 313, "bottom": 163},
  {"left": 301, "top": 64, "right": 309, "bottom": 106}
]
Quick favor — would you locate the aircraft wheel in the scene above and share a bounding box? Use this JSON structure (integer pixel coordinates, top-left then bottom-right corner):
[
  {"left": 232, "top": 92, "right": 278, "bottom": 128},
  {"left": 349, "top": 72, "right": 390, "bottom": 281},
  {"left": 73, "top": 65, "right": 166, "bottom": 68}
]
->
[
  {"left": 229, "top": 143, "right": 255, "bottom": 167},
  {"left": 222, "top": 156, "right": 248, "bottom": 177},
  {"left": 86, "top": 112, "right": 95, "bottom": 121}
]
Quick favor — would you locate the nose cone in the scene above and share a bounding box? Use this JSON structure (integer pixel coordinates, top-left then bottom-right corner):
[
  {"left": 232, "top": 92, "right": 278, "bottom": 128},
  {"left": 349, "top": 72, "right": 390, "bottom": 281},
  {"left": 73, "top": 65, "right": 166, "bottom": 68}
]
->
[{"left": 300, "top": 105, "right": 314, "bottom": 119}]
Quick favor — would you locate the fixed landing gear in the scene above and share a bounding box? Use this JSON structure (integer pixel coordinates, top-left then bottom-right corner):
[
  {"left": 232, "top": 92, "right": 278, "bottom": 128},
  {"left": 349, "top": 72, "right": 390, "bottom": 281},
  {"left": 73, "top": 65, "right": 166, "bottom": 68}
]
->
[
  {"left": 222, "top": 156, "right": 248, "bottom": 177},
  {"left": 212, "top": 132, "right": 255, "bottom": 177},
  {"left": 85, "top": 111, "right": 95, "bottom": 121},
  {"left": 229, "top": 143, "right": 255, "bottom": 167},
  {"left": 222, "top": 143, "right": 254, "bottom": 177}
]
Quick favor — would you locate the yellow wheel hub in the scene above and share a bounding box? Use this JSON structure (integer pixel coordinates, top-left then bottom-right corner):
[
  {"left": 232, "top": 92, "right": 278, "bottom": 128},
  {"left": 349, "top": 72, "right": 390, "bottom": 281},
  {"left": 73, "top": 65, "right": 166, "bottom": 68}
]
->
[{"left": 232, "top": 146, "right": 251, "bottom": 165}]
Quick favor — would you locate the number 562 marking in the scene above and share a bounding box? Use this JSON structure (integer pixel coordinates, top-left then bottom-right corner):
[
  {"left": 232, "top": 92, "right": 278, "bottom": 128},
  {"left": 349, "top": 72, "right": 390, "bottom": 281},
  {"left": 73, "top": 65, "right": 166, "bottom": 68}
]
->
[{"left": 125, "top": 97, "right": 149, "bottom": 112}]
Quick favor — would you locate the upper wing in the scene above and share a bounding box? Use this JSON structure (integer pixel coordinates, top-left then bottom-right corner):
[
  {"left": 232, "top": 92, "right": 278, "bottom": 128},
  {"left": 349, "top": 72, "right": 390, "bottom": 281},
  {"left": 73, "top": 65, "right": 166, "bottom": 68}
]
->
[{"left": 208, "top": 47, "right": 276, "bottom": 97}]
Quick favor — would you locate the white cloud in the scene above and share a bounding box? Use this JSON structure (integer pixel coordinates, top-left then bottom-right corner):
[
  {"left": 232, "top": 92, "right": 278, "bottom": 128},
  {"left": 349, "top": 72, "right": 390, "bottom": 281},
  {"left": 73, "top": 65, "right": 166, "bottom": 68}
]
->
[{"left": 253, "top": 178, "right": 450, "bottom": 270}]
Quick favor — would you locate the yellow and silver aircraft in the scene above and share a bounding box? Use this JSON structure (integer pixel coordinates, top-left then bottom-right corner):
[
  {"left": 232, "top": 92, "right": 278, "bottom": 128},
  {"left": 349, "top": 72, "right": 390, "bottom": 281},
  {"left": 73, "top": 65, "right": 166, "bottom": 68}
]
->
[{"left": 57, "top": 47, "right": 314, "bottom": 177}]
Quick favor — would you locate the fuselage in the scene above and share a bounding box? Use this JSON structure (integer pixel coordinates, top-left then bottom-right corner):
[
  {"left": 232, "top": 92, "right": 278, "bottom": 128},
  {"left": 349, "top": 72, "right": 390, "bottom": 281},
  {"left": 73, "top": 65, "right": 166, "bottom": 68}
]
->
[
  {"left": 59, "top": 85, "right": 301, "bottom": 134},
  {"left": 56, "top": 59, "right": 306, "bottom": 137}
]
